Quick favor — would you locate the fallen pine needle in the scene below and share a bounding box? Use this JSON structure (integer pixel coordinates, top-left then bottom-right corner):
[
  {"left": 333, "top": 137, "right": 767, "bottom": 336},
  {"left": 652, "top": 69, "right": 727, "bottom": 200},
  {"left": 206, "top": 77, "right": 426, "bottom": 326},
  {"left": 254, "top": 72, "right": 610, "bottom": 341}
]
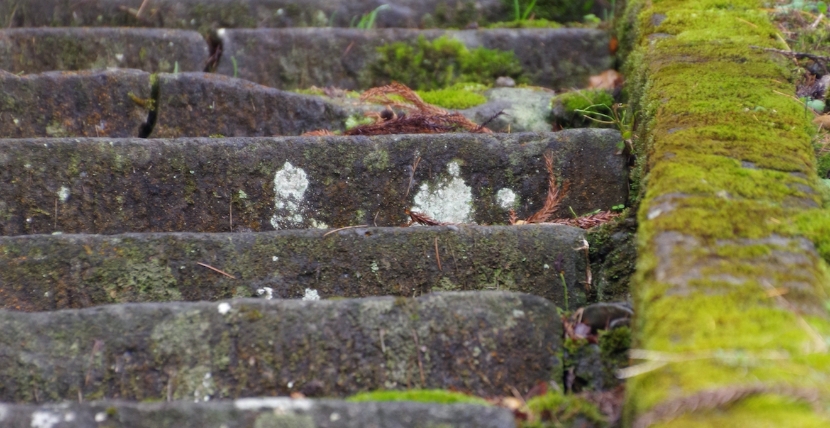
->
[
  {"left": 322, "top": 225, "right": 369, "bottom": 237},
  {"left": 197, "top": 262, "right": 236, "bottom": 279}
]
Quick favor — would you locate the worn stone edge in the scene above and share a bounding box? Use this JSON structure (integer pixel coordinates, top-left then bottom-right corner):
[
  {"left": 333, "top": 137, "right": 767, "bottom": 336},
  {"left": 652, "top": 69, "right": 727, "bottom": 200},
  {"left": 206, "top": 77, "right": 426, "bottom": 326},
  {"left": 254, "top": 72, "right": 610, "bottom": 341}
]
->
[{"left": 622, "top": 0, "right": 830, "bottom": 425}]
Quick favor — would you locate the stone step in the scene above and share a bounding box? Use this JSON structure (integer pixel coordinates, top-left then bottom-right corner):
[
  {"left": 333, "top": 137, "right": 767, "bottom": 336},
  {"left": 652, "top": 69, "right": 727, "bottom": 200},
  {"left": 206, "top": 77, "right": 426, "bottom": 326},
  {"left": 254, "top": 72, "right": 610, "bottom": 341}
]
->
[
  {"left": 0, "top": 130, "right": 627, "bottom": 235},
  {"left": 0, "top": 291, "right": 562, "bottom": 402},
  {"left": 0, "top": 28, "right": 209, "bottom": 75},
  {"left": 0, "top": 0, "right": 514, "bottom": 31},
  {"left": 215, "top": 28, "right": 611, "bottom": 90},
  {"left": 0, "top": 398, "right": 516, "bottom": 428},
  {"left": 0, "top": 225, "right": 588, "bottom": 312},
  {"left": 0, "top": 69, "right": 348, "bottom": 138}
]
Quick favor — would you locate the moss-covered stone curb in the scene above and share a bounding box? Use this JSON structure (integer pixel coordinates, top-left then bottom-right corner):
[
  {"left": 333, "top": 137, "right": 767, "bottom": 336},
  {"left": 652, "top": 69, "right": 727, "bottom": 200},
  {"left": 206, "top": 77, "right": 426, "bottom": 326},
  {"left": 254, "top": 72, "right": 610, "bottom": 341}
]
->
[
  {"left": 622, "top": 0, "right": 830, "bottom": 425},
  {"left": 0, "top": 28, "right": 208, "bottom": 74},
  {"left": 0, "top": 69, "right": 348, "bottom": 138},
  {"left": 0, "top": 398, "right": 515, "bottom": 428},
  {"left": 215, "top": 28, "right": 612, "bottom": 90},
  {"left": 0, "top": 291, "right": 562, "bottom": 401},
  {"left": 0, "top": 225, "right": 589, "bottom": 312},
  {"left": 0, "top": 130, "right": 627, "bottom": 235}
]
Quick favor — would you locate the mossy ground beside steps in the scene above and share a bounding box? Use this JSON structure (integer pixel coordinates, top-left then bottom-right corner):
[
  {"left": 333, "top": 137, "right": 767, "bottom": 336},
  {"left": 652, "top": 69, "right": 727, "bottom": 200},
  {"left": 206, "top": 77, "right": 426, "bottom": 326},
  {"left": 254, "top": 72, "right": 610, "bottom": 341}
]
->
[{"left": 622, "top": 0, "right": 830, "bottom": 425}]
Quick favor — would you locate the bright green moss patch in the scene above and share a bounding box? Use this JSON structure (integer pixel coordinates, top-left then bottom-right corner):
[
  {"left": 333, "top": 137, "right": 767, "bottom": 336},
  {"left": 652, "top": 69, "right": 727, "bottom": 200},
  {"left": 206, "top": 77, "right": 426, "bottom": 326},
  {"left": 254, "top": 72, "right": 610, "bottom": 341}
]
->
[
  {"left": 370, "top": 36, "right": 524, "bottom": 90},
  {"left": 792, "top": 209, "right": 830, "bottom": 261},
  {"left": 416, "top": 83, "right": 488, "bottom": 109},
  {"left": 347, "top": 389, "right": 490, "bottom": 406},
  {"left": 524, "top": 391, "right": 605, "bottom": 427}
]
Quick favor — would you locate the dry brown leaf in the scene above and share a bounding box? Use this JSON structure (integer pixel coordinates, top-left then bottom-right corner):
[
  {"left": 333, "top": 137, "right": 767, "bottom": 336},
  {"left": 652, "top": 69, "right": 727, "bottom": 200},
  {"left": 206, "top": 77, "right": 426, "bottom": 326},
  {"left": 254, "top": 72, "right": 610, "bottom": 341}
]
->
[{"left": 589, "top": 69, "right": 624, "bottom": 90}]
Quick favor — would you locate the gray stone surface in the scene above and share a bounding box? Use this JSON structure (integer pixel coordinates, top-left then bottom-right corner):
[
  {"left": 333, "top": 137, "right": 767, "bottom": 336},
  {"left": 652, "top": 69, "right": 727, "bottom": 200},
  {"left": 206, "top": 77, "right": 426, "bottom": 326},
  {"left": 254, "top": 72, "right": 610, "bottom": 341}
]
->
[
  {"left": 462, "top": 87, "right": 555, "bottom": 133},
  {"left": 216, "top": 28, "right": 612, "bottom": 90},
  {"left": 0, "top": 0, "right": 506, "bottom": 31},
  {"left": 0, "top": 69, "right": 150, "bottom": 138},
  {"left": 0, "top": 398, "right": 516, "bottom": 428},
  {"left": 0, "top": 130, "right": 628, "bottom": 235},
  {"left": 0, "top": 28, "right": 208, "bottom": 74},
  {"left": 0, "top": 225, "right": 588, "bottom": 311},
  {"left": 0, "top": 69, "right": 349, "bottom": 138},
  {"left": 154, "top": 72, "right": 348, "bottom": 137},
  {"left": 0, "top": 291, "right": 562, "bottom": 401}
]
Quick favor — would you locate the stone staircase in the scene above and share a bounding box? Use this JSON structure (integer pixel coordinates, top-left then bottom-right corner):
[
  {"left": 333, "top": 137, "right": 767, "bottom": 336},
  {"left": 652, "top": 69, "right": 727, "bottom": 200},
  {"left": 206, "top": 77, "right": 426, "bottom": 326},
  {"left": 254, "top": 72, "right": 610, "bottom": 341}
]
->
[{"left": 0, "top": 2, "right": 631, "bottom": 427}]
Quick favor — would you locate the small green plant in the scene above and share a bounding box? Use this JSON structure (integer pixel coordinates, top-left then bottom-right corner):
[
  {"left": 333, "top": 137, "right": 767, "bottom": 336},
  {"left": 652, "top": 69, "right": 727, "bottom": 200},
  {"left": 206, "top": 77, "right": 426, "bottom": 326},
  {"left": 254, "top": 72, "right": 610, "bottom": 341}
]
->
[
  {"left": 611, "top": 204, "right": 626, "bottom": 212},
  {"left": 524, "top": 391, "right": 605, "bottom": 427},
  {"left": 513, "top": 0, "right": 538, "bottom": 21},
  {"left": 351, "top": 4, "right": 390, "bottom": 29},
  {"left": 371, "top": 36, "right": 523, "bottom": 90}
]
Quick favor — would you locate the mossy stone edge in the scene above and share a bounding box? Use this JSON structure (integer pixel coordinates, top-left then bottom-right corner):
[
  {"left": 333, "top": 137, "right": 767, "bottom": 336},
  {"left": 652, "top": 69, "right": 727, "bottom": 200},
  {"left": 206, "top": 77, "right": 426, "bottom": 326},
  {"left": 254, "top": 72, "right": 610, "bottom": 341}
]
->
[{"left": 622, "top": 0, "right": 830, "bottom": 425}]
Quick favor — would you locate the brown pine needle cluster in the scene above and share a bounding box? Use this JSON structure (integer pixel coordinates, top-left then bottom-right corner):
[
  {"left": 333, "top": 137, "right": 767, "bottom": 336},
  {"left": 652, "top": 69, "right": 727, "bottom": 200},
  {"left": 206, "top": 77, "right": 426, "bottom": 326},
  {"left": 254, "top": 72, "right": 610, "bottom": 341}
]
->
[
  {"left": 302, "top": 82, "right": 491, "bottom": 136},
  {"left": 405, "top": 209, "right": 448, "bottom": 226},
  {"left": 549, "top": 211, "right": 620, "bottom": 229},
  {"left": 510, "top": 152, "right": 570, "bottom": 225}
]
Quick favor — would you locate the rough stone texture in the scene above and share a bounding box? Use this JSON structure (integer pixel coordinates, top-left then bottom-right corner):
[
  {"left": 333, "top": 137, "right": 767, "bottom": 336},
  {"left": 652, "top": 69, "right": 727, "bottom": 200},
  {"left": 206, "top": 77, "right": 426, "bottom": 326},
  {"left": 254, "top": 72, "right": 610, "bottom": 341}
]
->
[
  {"left": 154, "top": 72, "right": 348, "bottom": 137},
  {"left": 0, "top": 69, "right": 349, "bottom": 138},
  {"left": 0, "top": 292, "right": 563, "bottom": 402},
  {"left": 0, "top": 130, "right": 627, "bottom": 235},
  {"left": 462, "top": 87, "right": 555, "bottom": 133},
  {"left": 0, "top": 0, "right": 507, "bottom": 31},
  {"left": 0, "top": 225, "right": 588, "bottom": 312},
  {"left": 216, "top": 28, "right": 612, "bottom": 90},
  {"left": 0, "top": 398, "right": 516, "bottom": 428},
  {"left": 0, "top": 69, "right": 150, "bottom": 138},
  {"left": 0, "top": 28, "right": 209, "bottom": 74},
  {"left": 621, "top": 0, "right": 830, "bottom": 425}
]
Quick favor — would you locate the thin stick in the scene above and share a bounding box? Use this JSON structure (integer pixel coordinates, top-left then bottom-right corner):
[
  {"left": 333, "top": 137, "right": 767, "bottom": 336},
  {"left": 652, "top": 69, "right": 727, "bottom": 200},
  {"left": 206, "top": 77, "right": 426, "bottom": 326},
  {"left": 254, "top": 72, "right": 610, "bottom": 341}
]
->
[
  {"left": 229, "top": 198, "right": 233, "bottom": 231},
  {"left": 379, "top": 328, "right": 387, "bottom": 354},
  {"left": 412, "top": 329, "right": 426, "bottom": 386},
  {"left": 322, "top": 224, "right": 368, "bottom": 237},
  {"left": 197, "top": 262, "right": 236, "bottom": 279},
  {"left": 136, "top": 0, "right": 150, "bottom": 18},
  {"left": 434, "top": 237, "right": 442, "bottom": 271},
  {"left": 373, "top": 211, "right": 380, "bottom": 227},
  {"left": 404, "top": 154, "right": 422, "bottom": 198}
]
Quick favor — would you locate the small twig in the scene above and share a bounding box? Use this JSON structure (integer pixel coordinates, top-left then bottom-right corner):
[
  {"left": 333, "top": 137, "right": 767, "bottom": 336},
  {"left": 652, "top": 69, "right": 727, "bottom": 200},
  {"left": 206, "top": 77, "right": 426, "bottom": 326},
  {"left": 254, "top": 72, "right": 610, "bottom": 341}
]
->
[
  {"left": 373, "top": 211, "right": 380, "bottom": 227},
  {"left": 574, "top": 238, "right": 591, "bottom": 290},
  {"left": 379, "top": 328, "right": 387, "bottom": 354},
  {"left": 136, "top": 0, "right": 150, "bottom": 18},
  {"left": 434, "top": 237, "right": 442, "bottom": 271},
  {"left": 196, "top": 262, "right": 236, "bottom": 279},
  {"left": 405, "top": 153, "right": 422, "bottom": 198},
  {"left": 412, "top": 329, "right": 426, "bottom": 386},
  {"left": 811, "top": 12, "right": 824, "bottom": 29},
  {"left": 229, "top": 197, "right": 233, "bottom": 232},
  {"left": 322, "top": 224, "right": 369, "bottom": 237},
  {"left": 750, "top": 45, "right": 830, "bottom": 74}
]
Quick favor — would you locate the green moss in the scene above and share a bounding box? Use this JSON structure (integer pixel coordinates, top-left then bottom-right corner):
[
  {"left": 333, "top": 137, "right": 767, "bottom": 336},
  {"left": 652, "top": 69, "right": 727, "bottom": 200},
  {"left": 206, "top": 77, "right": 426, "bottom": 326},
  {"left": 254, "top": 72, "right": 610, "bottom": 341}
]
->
[
  {"left": 524, "top": 391, "right": 605, "bottom": 427},
  {"left": 370, "top": 35, "right": 524, "bottom": 90},
  {"left": 488, "top": 19, "right": 563, "bottom": 28},
  {"left": 416, "top": 85, "right": 488, "bottom": 110},
  {"left": 552, "top": 89, "right": 615, "bottom": 128},
  {"left": 347, "top": 389, "right": 489, "bottom": 406}
]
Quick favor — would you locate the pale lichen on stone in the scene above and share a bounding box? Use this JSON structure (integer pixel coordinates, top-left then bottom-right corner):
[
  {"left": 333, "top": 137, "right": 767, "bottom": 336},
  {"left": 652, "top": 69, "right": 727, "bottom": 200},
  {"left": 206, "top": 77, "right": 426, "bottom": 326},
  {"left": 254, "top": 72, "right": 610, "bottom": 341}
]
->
[
  {"left": 271, "top": 161, "right": 309, "bottom": 229},
  {"left": 496, "top": 188, "right": 517, "bottom": 210},
  {"left": 302, "top": 288, "right": 320, "bottom": 300},
  {"left": 57, "top": 186, "right": 70, "bottom": 202},
  {"left": 412, "top": 161, "right": 473, "bottom": 223}
]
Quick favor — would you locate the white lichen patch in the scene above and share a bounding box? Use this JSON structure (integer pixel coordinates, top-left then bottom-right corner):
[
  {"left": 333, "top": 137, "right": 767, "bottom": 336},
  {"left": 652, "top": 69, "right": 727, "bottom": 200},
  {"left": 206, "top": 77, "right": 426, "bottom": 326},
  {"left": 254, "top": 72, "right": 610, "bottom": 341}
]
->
[
  {"left": 496, "top": 188, "right": 517, "bottom": 210},
  {"left": 57, "top": 186, "right": 70, "bottom": 202},
  {"left": 270, "top": 162, "right": 309, "bottom": 229},
  {"left": 235, "top": 397, "right": 313, "bottom": 411},
  {"left": 257, "top": 287, "right": 274, "bottom": 300},
  {"left": 30, "top": 410, "right": 61, "bottom": 428},
  {"left": 412, "top": 161, "right": 473, "bottom": 223},
  {"left": 310, "top": 219, "right": 329, "bottom": 229},
  {"left": 302, "top": 288, "right": 320, "bottom": 301},
  {"left": 217, "top": 302, "right": 231, "bottom": 314}
]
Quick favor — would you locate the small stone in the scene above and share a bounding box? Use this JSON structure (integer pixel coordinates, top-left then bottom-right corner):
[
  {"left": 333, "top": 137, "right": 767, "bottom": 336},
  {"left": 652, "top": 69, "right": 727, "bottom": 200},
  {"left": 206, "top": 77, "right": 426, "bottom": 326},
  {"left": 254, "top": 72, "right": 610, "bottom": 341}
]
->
[{"left": 495, "top": 76, "right": 515, "bottom": 87}]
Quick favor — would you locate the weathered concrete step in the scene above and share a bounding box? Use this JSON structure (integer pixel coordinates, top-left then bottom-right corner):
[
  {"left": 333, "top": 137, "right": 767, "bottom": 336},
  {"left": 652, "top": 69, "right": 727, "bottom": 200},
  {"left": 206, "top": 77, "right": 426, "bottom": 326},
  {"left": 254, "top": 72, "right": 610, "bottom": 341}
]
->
[
  {"left": 0, "top": 398, "right": 516, "bottom": 428},
  {"left": 216, "top": 28, "right": 611, "bottom": 90},
  {"left": 0, "top": 69, "right": 347, "bottom": 138},
  {"left": 0, "top": 0, "right": 507, "bottom": 31},
  {"left": 0, "top": 225, "right": 588, "bottom": 312},
  {"left": 0, "top": 28, "right": 208, "bottom": 75},
  {"left": 0, "top": 291, "right": 562, "bottom": 401},
  {"left": 0, "top": 130, "right": 627, "bottom": 235}
]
